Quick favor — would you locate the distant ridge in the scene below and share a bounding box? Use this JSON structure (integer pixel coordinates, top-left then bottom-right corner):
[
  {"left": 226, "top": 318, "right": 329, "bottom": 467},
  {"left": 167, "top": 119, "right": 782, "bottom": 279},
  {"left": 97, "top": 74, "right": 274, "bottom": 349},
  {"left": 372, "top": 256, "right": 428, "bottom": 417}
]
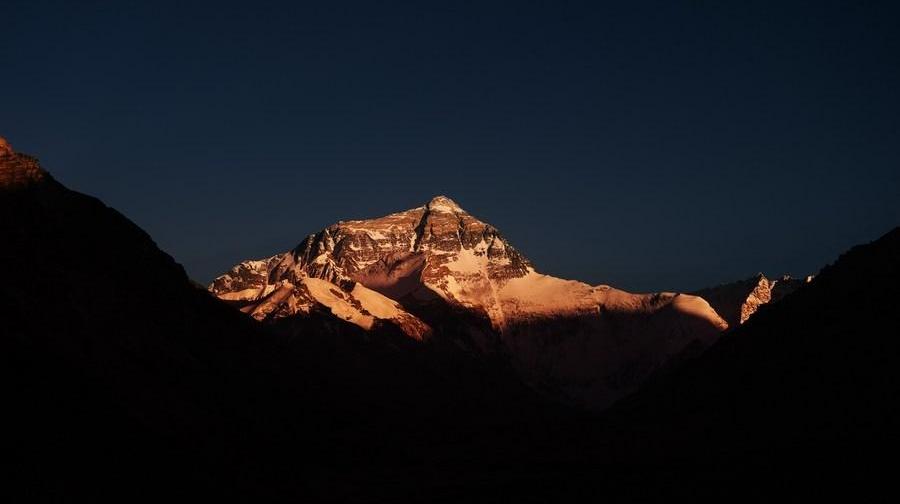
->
[{"left": 693, "top": 273, "right": 811, "bottom": 327}]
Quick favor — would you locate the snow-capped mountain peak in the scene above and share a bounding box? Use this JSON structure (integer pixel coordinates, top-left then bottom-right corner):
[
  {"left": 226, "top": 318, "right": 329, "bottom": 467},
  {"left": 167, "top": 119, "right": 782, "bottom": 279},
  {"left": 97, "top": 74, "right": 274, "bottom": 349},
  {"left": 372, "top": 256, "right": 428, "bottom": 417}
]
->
[
  {"left": 213, "top": 196, "right": 534, "bottom": 317},
  {"left": 424, "top": 195, "right": 465, "bottom": 214},
  {"left": 211, "top": 195, "right": 727, "bottom": 409}
]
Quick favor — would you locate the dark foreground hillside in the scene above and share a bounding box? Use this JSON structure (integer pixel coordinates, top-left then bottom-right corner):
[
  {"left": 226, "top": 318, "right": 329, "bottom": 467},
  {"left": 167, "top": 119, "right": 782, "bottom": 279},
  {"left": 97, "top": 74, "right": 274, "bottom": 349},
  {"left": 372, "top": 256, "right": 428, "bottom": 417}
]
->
[
  {"left": 2, "top": 146, "right": 897, "bottom": 501},
  {"left": 589, "top": 225, "right": 900, "bottom": 496},
  {"left": 0, "top": 146, "right": 564, "bottom": 501}
]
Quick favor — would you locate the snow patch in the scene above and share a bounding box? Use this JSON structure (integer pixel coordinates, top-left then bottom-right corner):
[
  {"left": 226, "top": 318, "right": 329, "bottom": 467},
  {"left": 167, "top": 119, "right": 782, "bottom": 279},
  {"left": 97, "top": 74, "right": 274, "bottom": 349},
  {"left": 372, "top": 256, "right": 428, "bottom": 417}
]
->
[
  {"left": 304, "top": 277, "right": 376, "bottom": 330},
  {"left": 349, "top": 283, "right": 405, "bottom": 320}
]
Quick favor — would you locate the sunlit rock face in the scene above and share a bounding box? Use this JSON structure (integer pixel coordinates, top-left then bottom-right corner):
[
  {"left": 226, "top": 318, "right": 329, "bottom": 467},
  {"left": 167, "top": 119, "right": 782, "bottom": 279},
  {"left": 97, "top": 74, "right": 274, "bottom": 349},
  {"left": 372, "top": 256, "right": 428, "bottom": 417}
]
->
[
  {"left": 282, "top": 195, "right": 531, "bottom": 310},
  {"left": 212, "top": 195, "right": 728, "bottom": 409},
  {"left": 210, "top": 196, "right": 532, "bottom": 343},
  {"left": 0, "top": 137, "right": 48, "bottom": 189},
  {"left": 693, "top": 273, "right": 812, "bottom": 328}
]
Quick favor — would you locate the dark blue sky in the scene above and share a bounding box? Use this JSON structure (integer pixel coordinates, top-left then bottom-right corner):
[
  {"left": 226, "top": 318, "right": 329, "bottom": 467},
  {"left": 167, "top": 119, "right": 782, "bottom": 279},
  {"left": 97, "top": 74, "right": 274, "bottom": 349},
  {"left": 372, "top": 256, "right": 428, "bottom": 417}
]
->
[{"left": 4, "top": 1, "right": 898, "bottom": 291}]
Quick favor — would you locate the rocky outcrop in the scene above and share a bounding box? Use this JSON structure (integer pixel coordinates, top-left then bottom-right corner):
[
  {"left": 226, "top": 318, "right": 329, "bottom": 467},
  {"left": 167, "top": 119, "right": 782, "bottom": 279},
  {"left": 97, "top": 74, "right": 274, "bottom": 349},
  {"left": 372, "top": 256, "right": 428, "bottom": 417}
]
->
[
  {"left": 212, "top": 195, "right": 728, "bottom": 409},
  {"left": 0, "top": 137, "right": 48, "bottom": 189},
  {"left": 693, "top": 273, "right": 811, "bottom": 328}
]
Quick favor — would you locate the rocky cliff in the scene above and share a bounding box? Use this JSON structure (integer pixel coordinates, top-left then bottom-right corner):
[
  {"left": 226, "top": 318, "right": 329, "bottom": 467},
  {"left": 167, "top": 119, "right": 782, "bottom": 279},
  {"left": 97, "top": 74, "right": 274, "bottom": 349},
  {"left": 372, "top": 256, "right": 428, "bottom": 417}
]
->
[{"left": 693, "top": 273, "right": 811, "bottom": 328}]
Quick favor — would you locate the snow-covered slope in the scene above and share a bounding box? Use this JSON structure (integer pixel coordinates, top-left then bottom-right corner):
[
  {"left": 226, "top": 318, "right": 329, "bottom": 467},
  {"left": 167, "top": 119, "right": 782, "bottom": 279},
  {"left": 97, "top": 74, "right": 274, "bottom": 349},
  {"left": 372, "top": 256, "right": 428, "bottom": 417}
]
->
[
  {"left": 211, "top": 195, "right": 728, "bottom": 408},
  {"left": 213, "top": 263, "right": 431, "bottom": 341}
]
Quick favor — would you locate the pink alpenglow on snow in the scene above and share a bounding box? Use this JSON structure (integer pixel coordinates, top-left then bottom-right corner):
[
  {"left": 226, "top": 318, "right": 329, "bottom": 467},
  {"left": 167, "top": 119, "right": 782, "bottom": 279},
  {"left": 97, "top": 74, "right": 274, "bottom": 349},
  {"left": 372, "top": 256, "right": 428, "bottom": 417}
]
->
[{"left": 211, "top": 195, "right": 728, "bottom": 409}]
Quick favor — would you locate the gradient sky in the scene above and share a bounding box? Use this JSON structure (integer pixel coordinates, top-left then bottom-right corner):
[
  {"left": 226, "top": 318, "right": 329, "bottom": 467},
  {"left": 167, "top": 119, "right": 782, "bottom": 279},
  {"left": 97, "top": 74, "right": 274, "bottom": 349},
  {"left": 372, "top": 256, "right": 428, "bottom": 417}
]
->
[{"left": 3, "top": 1, "right": 898, "bottom": 291}]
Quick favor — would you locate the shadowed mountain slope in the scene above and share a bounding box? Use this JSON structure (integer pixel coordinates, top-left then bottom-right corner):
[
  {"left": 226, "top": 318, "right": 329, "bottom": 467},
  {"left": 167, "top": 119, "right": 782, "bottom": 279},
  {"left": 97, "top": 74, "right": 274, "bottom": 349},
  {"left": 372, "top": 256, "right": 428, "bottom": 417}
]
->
[{"left": 593, "top": 227, "right": 900, "bottom": 485}]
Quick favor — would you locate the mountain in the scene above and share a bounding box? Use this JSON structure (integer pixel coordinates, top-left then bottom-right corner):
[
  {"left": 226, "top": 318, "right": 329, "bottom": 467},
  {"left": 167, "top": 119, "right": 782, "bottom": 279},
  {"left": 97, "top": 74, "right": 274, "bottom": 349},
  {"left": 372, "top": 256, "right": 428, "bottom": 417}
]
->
[
  {"left": 693, "top": 273, "right": 811, "bottom": 327},
  {"left": 212, "top": 195, "right": 727, "bottom": 409},
  {"left": 0, "top": 138, "right": 562, "bottom": 501},
  {"left": 4, "top": 136, "right": 896, "bottom": 500}
]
